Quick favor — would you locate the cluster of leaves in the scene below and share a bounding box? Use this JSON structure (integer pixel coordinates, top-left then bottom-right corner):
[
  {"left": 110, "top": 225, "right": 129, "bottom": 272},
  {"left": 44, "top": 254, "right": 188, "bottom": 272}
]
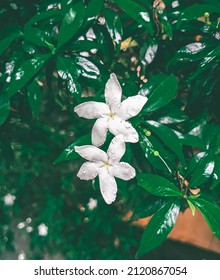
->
[{"left": 0, "top": 0, "right": 220, "bottom": 259}]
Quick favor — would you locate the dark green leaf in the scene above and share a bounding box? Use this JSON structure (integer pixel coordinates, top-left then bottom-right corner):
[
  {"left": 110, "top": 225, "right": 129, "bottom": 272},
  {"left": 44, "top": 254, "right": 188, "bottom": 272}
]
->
[
  {"left": 57, "top": 3, "right": 85, "bottom": 49},
  {"left": 211, "top": 157, "right": 220, "bottom": 190},
  {"left": 139, "top": 38, "right": 158, "bottom": 65},
  {"left": 27, "top": 80, "right": 43, "bottom": 118},
  {"left": 178, "top": 4, "right": 220, "bottom": 24},
  {"left": 146, "top": 120, "right": 185, "bottom": 166},
  {"left": 136, "top": 198, "right": 180, "bottom": 257},
  {"left": 137, "top": 173, "right": 182, "bottom": 197},
  {"left": 54, "top": 134, "right": 91, "bottom": 164},
  {"left": 139, "top": 74, "right": 177, "bottom": 112},
  {"left": 188, "top": 195, "right": 220, "bottom": 240},
  {"left": 188, "top": 153, "right": 215, "bottom": 188},
  {"left": 6, "top": 54, "right": 51, "bottom": 99},
  {"left": 85, "top": 0, "right": 104, "bottom": 24},
  {"left": 0, "top": 95, "right": 10, "bottom": 125},
  {"left": 75, "top": 56, "right": 100, "bottom": 79},
  {"left": 0, "top": 34, "right": 18, "bottom": 56},
  {"left": 103, "top": 9, "right": 123, "bottom": 45},
  {"left": 173, "top": 130, "right": 206, "bottom": 149},
  {"left": 114, "top": 0, "right": 153, "bottom": 36}
]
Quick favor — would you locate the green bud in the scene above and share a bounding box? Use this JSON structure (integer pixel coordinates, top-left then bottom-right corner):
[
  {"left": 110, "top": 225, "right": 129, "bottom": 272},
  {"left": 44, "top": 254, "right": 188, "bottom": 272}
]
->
[
  {"left": 204, "top": 12, "right": 209, "bottom": 18},
  {"left": 154, "top": 151, "right": 159, "bottom": 157}
]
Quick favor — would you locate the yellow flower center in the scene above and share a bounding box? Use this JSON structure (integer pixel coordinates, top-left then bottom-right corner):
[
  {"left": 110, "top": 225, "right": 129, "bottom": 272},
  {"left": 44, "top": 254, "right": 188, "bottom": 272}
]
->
[
  {"left": 108, "top": 111, "right": 115, "bottom": 119},
  {"left": 103, "top": 161, "right": 111, "bottom": 168}
]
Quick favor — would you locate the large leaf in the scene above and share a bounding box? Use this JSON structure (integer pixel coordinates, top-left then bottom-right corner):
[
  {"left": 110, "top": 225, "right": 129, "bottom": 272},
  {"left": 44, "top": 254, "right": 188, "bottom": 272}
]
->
[
  {"left": 188, "top": 153, "right": 215, "bottom": 188},
  {"left": 57, "top": 3, "right": 85, "bottom": 49},
  {"left": 75, "top": 56, "right": 100, "bottom": 79},
  {"left": 54, "top": 134, "right": 91, "bottom": 164},
  {"left": 137, "top": 173, "right": 182, "bottom": 197},
  {"left": 84, "top": 0, "right": 104, "bottom": 26},
  {"left": 6, "top": 54, "right": 51, "bottom": 99},
  {"left": 188, "top": 195, "right": 220, "bottom": 240},
  {"left": 178, "top": 4, "right": 220, "bottom": 25},
  {"left": 173, "top": 130, "right": 206, "bottom": 150},
  {"left": 114, "top": 0, "right": 153, "bottom": 36},
  {"left": 0, "top": 95, "right": 10, "bottom": 125},
  {"left": 146, "top": 120, "right": 185, "bottom": 166},
  {"left": 27, "top": 80, "right": 43, "bottom": 118},
  {"left": 139, "top": 38, "right": 158, "bottom": 65},
  {"left": 103, "top": 9, "right": 123, "bottom": 45},
  {"left": 136, "top": 198, "right": 180, "bottom": 258},
  {"left": 139, "top": 74, "right": 177, "bottom": 112}
]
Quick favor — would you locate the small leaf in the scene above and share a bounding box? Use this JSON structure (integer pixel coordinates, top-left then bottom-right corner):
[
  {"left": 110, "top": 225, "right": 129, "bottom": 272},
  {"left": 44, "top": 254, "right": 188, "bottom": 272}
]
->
[
  {"left": 187, "top": 199, "right": 196, "bottom": 216},
  {"left": 6, "top": 54, "right": 51, "bottom": 99},
  {"left": 0, "top": 34, "right": 18, "bottom": 56},
  {"left": 57, "top": 3, "right": 85, "bottom": 49},
  {"left": 27, "top": 80, "right": 43, "bottom": 118},
  {"left": 54, "top": 134, "right": 91, "bottom": 164},
  {"left": 136, "top": 198, "right": 180, "bottom": 258},
  {"left": 211, "top": 157, "right": 220, "bottom": 190},
  {"left": 139, "top": 74, "right": 177, "bottom": 112},
  {"left": 0, "top": 95, "right": 10, "bottom": 125},
  {"left": 137, "top": 173, "right": 182, "bottom": 197},
  {"left": 146, "top": 120, "right": 185, "bottom": 166},
  {"left": 114, "top": 0, "right": 153, "bottom": 36},
  {"left": 188, "top": 195, "right": 220, "bottom": 240}
]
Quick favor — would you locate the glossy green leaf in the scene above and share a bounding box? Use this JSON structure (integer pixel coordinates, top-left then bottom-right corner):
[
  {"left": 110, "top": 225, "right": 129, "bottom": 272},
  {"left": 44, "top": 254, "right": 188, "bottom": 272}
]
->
[
  {"left": 6, "top": 54, "right": 51, "bottom": 99},
  {"left": 188, "top": 195, "right": 220, "bottom": 240},
  {"left": 84, "top": 0, "right": 104, "bottom": 24},
  {"left": 188, "top": 153, "right": 215, "bottom": 188},
  {"left": 27, "top": 80, "right": 43, "bottom": 118},
  {"left": 57, "top": 3, "right": 85, "bottom": 49},
  {"left": 54, "top": 134, "right": 91, "bottom": 164},
  {"left": 0, "top": 95, "right": 10, "bottom": 125},
  {"left": 137, "top": 173, "right": 182, "bottom": 197},
  {"left": 187, "top": 199, "right": 196, "bottom": 216},
  {"left": 139, "top": 38, "right": 158, "bottom": 65},
  {"left": 130, "top": 197, "right": 169, "bottom": 221},
  {"left": 103, "top": 9, "right": 123, "bottom": 45},
  {"left": 146, "top": 120, "right": 185, "bottom": 166},
  {"left": 211, "top": 157, "right": 220, "bottom": 190},
  {"left": 139, "top": 74, "right": 177, "bottom": 112},
  {"left": 114, "top": 0, "right": 153, "bottom": 36},
  {"left": 173, "top": 130, "right": 206, "bottom": 150},
  {"left": 178, "top": 4, "right": 220, "bottom": 24},
  {"left": 136, "top": 198, "right": 180, "bottom": 257},
  {"left": 75, "top": 56, "right": 100, "bottom": 79}
]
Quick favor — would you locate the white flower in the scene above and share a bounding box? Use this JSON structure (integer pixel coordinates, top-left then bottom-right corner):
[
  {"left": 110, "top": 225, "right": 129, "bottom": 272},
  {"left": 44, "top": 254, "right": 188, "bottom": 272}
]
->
[
  {"left": 74, "top": 73, "right": 148, "bottom": 147},
  {"left": 87, "top": 198, "right": 98, "bottom": 210},
  {"left": 38, "top": 223, "right": 48, "bottom": 236},
  {"left": 4, "top": 194, "right": 16, "bottom": 206},
  {"left": 75, "top": 135, "right": 136, "bottom": 204}
]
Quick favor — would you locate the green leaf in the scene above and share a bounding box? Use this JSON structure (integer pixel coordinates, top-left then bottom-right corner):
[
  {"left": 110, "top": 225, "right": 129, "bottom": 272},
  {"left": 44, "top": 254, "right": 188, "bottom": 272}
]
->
[
  {"left": 84, "top": 0, "right": 104, "bottom": 24},
  {"left": 0, "top": 95, "right": 10, "bottom": 125},
  {"left": 75, "top": 56, "right": 100, "bottom": 79},
  {"left": 188, "top": 195, "right": 220, "bottom": 240},
  {"left": 146, "top": 120, "right": 185, "bottom": 166},
  {"left": 130, "top": 197, "right": 169, "bottom": 221},
  {"left": 27, "top": 80, "right": 43, "bottom": 118},
  {"left": 137, "top": 173, "right": 182, "bottom": 197},
  {"left": 0, "top": 34, "right": 18, "bottom": 56},
  {"left": 103, "top": 9, "right": 123, "bottom": 45},
  {"left": 188, "top": 153, "right": 215, "bottom": 188},
  {"left": 114, "top": 0, "right": 153, "bottom": 36},
  {"left": 187, "top": 199, "right": 196, "bottom": 216},
  {"left": 211, "top": 157, "right": 220, "bottom": 190},
  {"left": 173, "top": 130, "right": 206, "bottom": 150},
  {"left": 136, "top": 198, "right": 180, "bottom": 258},
  {"left": 54, "top": 134, "right": 91, "bottom": 164},
  {"left": 139, "top": 38, "right": 158, "bottom": 65},
  {"left": 178, "top": 4, "right": 220, "bottom": 24},
  {"left": 139, "top": 74, "right": 177, "bottom": 112},
  {"left": 6, "top": 54, "right": 51, "bottom": 99},
  {"left": 57, "top": 3, "right": 85, "bottom": 49}
]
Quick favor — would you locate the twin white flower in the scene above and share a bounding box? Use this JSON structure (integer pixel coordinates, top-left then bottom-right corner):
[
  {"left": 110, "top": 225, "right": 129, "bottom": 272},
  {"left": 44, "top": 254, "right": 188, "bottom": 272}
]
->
[{"left": 74, "top": 73, "right": 147, "bottom": 204}]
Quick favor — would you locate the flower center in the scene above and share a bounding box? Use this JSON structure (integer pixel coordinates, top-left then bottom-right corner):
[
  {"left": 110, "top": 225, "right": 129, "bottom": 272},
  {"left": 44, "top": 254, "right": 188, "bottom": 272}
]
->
[
  {"left": 108, "top": 111, "right": 115, "bottom": 119},
  {"left": 103, "top": 161, "right": 111, "bottom": 168}
]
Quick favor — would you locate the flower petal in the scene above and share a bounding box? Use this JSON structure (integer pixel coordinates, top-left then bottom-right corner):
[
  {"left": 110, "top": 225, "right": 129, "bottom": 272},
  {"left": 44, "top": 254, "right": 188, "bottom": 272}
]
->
[
  {"left": 104, "top": 73, "right": 122, "bottom": 112},
  {"left": 74, "top": 101, "right": 110, "bottom": 119},
  {"left": 92, "top": 117, "right": 109, "bottom": 147},
  {"left": 107, "top": 135, "right": 125, "bottom": 163},
  {"left": 109, "top": 162, "right": 136, "bottom": 181},
  {"left": 99, "top": 168, "right": 117, "bottom": 204},
  {"left": 116, "top": 95, "right": 148, "bottom": 120},
  {"left": 109, "top": 117, "right": 139, "bottom": 143},
  {"left": 75, "top": 145, "right": 108, "bottom": 162},
  {"left": 77, "top": 162, "right": 101, "bottom": 180}
]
